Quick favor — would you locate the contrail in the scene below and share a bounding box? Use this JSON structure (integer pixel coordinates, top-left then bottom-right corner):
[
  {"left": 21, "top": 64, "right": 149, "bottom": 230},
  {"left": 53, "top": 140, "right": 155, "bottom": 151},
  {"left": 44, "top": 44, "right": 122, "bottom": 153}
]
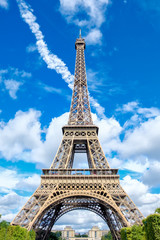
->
[{"left": 16, "top": 0, "right": 106, "bottom": 118}]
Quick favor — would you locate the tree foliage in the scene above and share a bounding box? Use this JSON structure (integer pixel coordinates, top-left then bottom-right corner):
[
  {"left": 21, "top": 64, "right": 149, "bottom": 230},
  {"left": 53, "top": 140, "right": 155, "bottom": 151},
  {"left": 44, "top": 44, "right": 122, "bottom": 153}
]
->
[
  {"left": 121, "top": 227, "right": 132, "bottom": 240},
  {"left": 131, "top": 225, "right": 145, "bottom": 240},
  {"left": 143, "top": 214, "right": 160, "bottom": 240},
  {"left": 121, "top": 212, "right": 160, "bottom": 240},
  {"left": 49, "top": 231, "right": 62, "bottom": 240},
  {"left": 121, "top": 225, "right": 146, "bottom": 240},
  {"left": 155, "top": 208, "right": 160, "bottom": 214},
  {"left": 0, "top": 215, "right": 35, "bottom": 240},
  {"left": 101, "top": 232, "right": 112, "bottom": 240}
]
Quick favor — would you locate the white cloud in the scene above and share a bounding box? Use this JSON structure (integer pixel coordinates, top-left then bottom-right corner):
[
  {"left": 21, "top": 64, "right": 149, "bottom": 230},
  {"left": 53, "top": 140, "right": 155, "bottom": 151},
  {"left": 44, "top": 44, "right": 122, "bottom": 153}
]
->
[
  {"left": 39, "top": 82, "right": 63, "bottom": 95},
  {"left": 0, "top": 192, "right": 28, "bottom": 222},
  {"left": 4, "top": 79, "right": 23, "bottom": 99},
  {"left": 0, "top": 166, "right": 40, "bottom": 193},
  {"left": 117, "top": 116, "right": 160, "bottom": 160},
  {"left": 122, "top": 157, "right": 149, "bottom": 173},
  {"left": 59, "top": 0, "right": 110, "bottom": 45},
  {"left": 0, "top": 108, "right": 68, "bottom": 167},
  {"left": 85, "top": 29, "right": 102, "bottom": 45},
  {"left": 0, "top": 0, "right": 8, "bottom": 9},
  {"left": 26, "top": 43, "right": 37, "bottom": 53},
  {"left": 15, "top": 174, "right": 40, "bottom": 192},
  {"left": 121, "top": 175, "right": 160, "bottom": 216},
  {"left": 31, "top": 112, "right": 69, "bottom": 167},
  {"left": 55, "top": 210, "right": 107, "bottom": 233},
  {"left": 87, "top": 69, "right": 103, "bottom": 93},
  {"left": 92, "top": 113, "right": 122, "bottom": 157},
  {"left": 0, "top": 67, "right": 32, "bottom": 80},
  {"left": 0, "top": 109, "right": 42, "bottom": 161},
  {"left": 107, "top": 157, "right": 123, "bottom": 169},
  {"left": 109, "top": 103, "right": 160, "bottom": 171},
  {"left": 0, "top": 167, "right": 19, "bottom": 190},
  {"left": 17, "top": 0, "right": 73, "bottom": 88},
  {"left": 0, "top": 192, "right": 28, "bottom": 210},
  {"left": 142, "top": 161, "right": 160, "bottom": 187},
  {"left": 59, "top": 0, "right": 109, "bottom": 28},
  {"left": 117, "top": 101, "right": 160, "bottom": 119},
  {"left": 116, "top": 101, "right": 139, "bottom": 113},
  {"left": 90, "top": 97, "right": 106, "bottom": 119},
  {"left": 0, "top": 67, "right": 31, "bottom": 99}
]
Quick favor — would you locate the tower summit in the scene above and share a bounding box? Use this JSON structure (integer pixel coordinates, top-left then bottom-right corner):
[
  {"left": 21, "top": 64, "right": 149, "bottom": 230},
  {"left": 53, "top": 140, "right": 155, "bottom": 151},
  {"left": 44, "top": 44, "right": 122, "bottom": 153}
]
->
[
  {"left": 68, "top": 31, "right": 92, "bottom": 126},
  {"left": 11, "top": 34, "right": 144, "bottom": 240}
]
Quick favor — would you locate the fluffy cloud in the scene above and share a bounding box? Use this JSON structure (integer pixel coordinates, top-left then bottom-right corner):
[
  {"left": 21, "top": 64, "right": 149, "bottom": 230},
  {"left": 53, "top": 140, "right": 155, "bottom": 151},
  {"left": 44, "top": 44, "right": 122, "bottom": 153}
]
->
[
  {"left": 0, "top": 167, "right": 19, "bottom": 191},
  {"left": 31, "top": 112, "right": 69, "bottom": 167},
  {"left": 59, "top": 0, "right": 110, "bottom": 28},
  {"left": 59, "top": 0, "right": 110, "bottom": 45},
  {"left": 142, "top": 161, "right": 160, "bottom": 187},
  {"left": 0, "top": 0, "right": 8, "bottom": 9},
  {"left": 111, "top": 102, "right": 160, "bottom": 166},
  {"left": 38, "top": 82, "right": 63, "bottom": 95},
  {"left": 0, "top": 108, "right": 68, "bottom": 167},
  {"left": 0, "top": 67, "right": 31, "bottom": 99},
  {"left": 0, "top": 166, "right": 40, "bottom": 221},
  {"left": 55, "top": 210, "right": 107, "bottom": 233},
  {"left": 117, "top": 101, "right": 160, "bottom": 119},
  {"left": 0, "top": 192, "right": 28, "bottom": 222},
  {"left": 85, "top": 29, "right": 102, "bottom": 45},
  {"left": 117, "top": 116, "right": 160, "bottom": 160},
  {"left": 90, "top": 97, "right": 106, "bottom": 119},
  {"left": 121, "top": 175, "right": 160, "bottom": 216},
  {"left": 26, "top": 43, "right": 37, "bottom": 53},
  {"left": 4, "top": 79, "right": 23, "bottom": 99},
  {"left": 0, "top": 109, "right": 42, "bottom": 161},
  {"left": 0, "top": 166, "right": 40, "bottom": 193},
  {"left": 15, "top": 174, "right": 40, "bottom": 192}
]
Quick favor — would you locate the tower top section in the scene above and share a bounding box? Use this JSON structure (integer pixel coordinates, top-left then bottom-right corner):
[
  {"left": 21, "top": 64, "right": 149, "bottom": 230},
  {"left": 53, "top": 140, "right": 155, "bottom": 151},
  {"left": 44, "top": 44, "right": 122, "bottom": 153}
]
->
[
  {"left": 68, "top": 32, "right": 92, "bottom": 126},
  {"left": 75, "top": 30, "right": 86, "bottom": 50}
]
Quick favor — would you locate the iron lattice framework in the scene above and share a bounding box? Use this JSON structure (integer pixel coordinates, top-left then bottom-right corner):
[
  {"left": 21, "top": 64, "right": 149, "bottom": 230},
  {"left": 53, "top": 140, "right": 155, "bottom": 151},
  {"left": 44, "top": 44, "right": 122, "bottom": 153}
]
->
[{"left": 11, "top": 34, "right": 144, "bottom": 240}]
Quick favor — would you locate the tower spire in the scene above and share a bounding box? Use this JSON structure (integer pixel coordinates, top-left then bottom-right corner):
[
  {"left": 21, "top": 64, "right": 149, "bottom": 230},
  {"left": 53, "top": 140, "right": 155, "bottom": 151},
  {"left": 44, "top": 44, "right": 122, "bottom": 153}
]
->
[
  {"left": 68, "top": 35, "right": 93, "bottom": 125},
  {"left": 79, "top": 29, "right": 81, "bottom": 38}
]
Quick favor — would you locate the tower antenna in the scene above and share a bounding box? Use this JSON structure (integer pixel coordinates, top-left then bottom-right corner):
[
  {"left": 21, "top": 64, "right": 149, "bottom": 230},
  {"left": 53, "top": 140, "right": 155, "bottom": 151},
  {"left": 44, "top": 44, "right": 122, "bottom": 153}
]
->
[{"left": 79, "top": 29, "right": 81, "bottom": 38}]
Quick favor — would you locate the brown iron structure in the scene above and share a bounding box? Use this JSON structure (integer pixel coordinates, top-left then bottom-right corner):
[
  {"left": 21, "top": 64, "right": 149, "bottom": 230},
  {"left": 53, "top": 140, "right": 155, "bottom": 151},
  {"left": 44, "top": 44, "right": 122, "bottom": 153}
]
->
[{"left": 11, "top": 33, "right": 143, "bottom": 240}]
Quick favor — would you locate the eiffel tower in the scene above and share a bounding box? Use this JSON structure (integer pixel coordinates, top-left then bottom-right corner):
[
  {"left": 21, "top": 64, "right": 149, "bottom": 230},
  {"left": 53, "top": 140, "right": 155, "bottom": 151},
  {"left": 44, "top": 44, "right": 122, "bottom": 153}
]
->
[{"left": 11, "top": 32, "right": 143, "bottom": 240}]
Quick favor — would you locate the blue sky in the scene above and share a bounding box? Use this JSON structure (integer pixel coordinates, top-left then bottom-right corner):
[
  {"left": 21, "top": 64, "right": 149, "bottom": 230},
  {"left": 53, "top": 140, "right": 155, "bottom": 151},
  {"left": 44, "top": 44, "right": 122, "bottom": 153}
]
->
[{"left": 0, "top": 0, "right": 160, "bottom": 233}]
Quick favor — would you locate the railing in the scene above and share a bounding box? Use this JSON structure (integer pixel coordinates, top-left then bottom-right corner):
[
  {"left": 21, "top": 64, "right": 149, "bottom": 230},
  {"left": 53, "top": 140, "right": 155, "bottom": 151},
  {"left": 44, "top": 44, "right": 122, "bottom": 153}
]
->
[{"left": 42, "top": 168, "right": 118, "bottom": 176}]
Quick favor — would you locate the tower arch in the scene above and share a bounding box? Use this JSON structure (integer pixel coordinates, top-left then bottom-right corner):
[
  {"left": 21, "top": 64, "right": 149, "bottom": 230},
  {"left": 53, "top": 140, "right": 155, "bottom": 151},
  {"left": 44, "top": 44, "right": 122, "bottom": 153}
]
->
[{"left": 30, "top": 193, "right": 129, "bottom": 240}]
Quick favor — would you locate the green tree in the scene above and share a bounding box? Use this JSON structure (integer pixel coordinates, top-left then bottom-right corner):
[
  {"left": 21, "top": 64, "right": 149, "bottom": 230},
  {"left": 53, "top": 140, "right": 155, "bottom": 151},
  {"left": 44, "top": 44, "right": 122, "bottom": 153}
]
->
[
  {"left": 0, "top": 215, "right": 9, "bottom": 240},
  {"left": 101, "top": 232, "right": 112, "bottom": 240},
  {"left": 143, "top": 214, "right": 160, "bottom": 240},
  {"left": 81, "top": 234, "right": 88, "bottom": 237},
  {"left": 0, "top": 214, "right": 36, "bottom": 240},
  {"left": 27, "top": 229, "right": 36, "bottom": 240},
  {"left": 155, "top": 208, "right": 160, "bottom": 214},
  {"left": 49, "top": 231, "right": 62, "bottom": 240},
  {"left": 121, "top": 227, "right": 132, "bottom": 240},
  {"left": 131, "top": 225, "right": 145, "bottom": 240}
]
